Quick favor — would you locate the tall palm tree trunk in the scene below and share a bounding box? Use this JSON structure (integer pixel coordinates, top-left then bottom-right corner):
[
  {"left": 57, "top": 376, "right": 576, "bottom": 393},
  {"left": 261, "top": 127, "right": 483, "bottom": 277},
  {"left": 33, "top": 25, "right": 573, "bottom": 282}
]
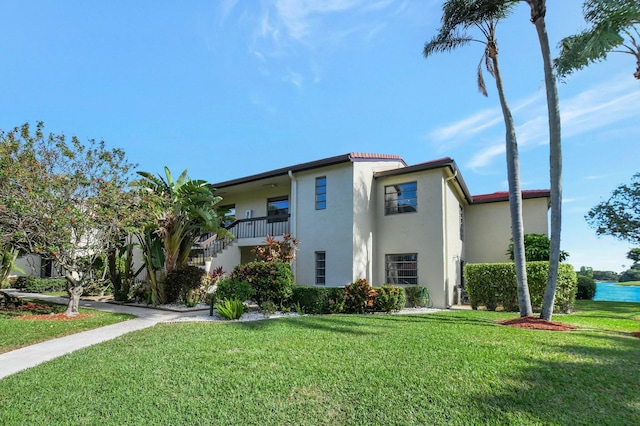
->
[
  {"left": 526, "top": 0, "right": 562, "bottom": 321},
  {"left": 490, "top": 44, "right": 533, "bottom": 317}
]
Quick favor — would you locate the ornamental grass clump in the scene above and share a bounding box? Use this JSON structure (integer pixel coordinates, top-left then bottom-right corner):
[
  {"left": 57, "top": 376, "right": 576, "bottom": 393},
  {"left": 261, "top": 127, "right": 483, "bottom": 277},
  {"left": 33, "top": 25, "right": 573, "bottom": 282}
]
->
[{"left": 215, "top": 298, "right": 244, "bottom": 320}]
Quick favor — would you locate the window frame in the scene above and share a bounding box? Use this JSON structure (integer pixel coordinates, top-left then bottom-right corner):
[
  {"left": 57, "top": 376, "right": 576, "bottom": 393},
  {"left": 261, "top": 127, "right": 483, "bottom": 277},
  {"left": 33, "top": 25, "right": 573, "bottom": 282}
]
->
[
  {"left": 315, "top": 176, "right": 327, "bottom": 210},
  {"left": 385, "top": 253, "right": 418, "bottom": 285},
  {"left": 315, "top": 251, "right": 326, "bottom": 285},
  {"left": 384, "top": 181, "right": 417, "bottom": 215},
  {"left": 267, "top": 196, "right": 289, "bottom": 223}
]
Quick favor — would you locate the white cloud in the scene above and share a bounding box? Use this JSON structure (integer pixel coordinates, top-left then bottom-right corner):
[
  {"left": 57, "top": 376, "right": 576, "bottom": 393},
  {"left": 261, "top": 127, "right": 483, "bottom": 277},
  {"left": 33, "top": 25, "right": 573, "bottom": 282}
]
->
[{"left": 457, "top": 74, "right": 640, "bottom": 171}]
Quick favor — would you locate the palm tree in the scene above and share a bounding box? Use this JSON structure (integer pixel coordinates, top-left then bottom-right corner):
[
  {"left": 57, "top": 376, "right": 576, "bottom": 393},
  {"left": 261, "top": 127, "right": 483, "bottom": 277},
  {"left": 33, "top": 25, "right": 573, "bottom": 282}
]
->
[
  {"left": 555, "top": 0, "right": 640, "bottom": 80},
  {"left": 522, "top": 0, "right": 563, "bottom": 321},
  {"left": 424, "top": 0, "right": 533, "bottom": 316}
]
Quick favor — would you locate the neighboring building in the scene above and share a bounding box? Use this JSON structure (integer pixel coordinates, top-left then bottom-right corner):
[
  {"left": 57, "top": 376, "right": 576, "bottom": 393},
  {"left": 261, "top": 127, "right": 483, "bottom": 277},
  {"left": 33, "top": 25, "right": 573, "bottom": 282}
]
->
[{"left": 197, "top": 153, "right": 550, "bottom": 309}]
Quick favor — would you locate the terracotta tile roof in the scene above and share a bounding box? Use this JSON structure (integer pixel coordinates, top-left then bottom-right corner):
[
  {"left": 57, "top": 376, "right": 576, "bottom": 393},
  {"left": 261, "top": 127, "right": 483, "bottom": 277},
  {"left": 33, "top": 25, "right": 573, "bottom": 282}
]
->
[
  {"left": 472, "top": 190, "right": 551, "bottom": 204},
  {"left": 349, "top": 152, "right": 404, "bottom": 161}
]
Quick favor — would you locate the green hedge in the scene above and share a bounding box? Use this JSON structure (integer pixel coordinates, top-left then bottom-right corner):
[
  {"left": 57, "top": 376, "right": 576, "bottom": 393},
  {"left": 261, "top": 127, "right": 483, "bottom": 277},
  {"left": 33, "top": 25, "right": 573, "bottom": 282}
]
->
[
  {"left": 464, "top": 262, "right": 577, "bottom": 313},
  {"left": 291, "top": 284, "right": 406, "bottom": 314},
  {"left": 291, "top": 286, "right": 345, "bottom": 314},
  {"left": 14, "top": 276, "right": 67, "bottom": 293}
]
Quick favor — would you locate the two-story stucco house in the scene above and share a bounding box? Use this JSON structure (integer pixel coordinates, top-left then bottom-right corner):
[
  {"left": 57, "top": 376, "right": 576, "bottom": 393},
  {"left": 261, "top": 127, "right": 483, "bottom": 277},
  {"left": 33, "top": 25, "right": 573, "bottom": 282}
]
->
[{"left": 198, "top": 153, "right": 549, "bottom": 309}]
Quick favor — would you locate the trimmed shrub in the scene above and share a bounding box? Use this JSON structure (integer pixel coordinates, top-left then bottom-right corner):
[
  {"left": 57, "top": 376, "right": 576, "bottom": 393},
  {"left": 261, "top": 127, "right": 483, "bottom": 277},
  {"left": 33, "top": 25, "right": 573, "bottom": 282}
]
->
[
  {"left": 344, "top": 278, "right": 374, "bottom": 314},
  {"left": 404, "top": 286, "right": 430, "bottom": 308},
  {"left": 328, "top": 287, "right": 346, "bottom": 313},
  {"left": 14, "top": 277, "right": 67, "bottom": 293},
  {"left": 576, "top": 275, "right": 597, "bottom": 300},
  {"left": 464, "top": 262, "right": 577, "bottom": 313},
  {"left": 373, "top": 285, "right": 406, "bottom": 313},
  {"left": 291, "top": 286, "right": 334, "bottom": 314},
  {"left": 214, "top": 278, "right": 254, "bottom": 303},
  {"left": 231, "top": 261, "right": 294, "bottom": 307},
  {"left": 165, "top": 265, "right": 206, "bottom": 304}
]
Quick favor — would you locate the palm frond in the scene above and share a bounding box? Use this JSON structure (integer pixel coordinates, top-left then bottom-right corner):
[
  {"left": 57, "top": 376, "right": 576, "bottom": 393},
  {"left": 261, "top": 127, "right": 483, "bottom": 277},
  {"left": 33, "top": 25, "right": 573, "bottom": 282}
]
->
[{"left": 477, "top": 56, "right": 488, "bottom": 97}]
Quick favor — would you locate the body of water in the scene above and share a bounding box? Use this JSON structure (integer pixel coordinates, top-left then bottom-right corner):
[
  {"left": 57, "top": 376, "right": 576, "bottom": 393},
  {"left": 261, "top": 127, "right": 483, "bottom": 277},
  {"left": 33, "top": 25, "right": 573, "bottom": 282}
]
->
[{"left": 594, "top": 281, "right": 640, "bottom": 303}]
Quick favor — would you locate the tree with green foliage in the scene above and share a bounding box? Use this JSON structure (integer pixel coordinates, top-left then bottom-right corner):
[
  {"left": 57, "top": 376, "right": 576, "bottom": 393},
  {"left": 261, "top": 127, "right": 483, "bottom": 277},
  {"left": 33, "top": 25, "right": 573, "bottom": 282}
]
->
[
  {"left": 627, "top": 247, "right": 640, "bottom": 264},
  {"left": 555, "top": 0, "right": 640, "bottom": 79},
  {"left": 578, "top": 266, "right": 594, "bottom": 278},
  {"left": 586, "top": 173, "right": 640, "bottom": 245},
  {"left": 423, "top": 0, "right": 532, "bottom": 316},
  {"left": 0, "top": 122, "right": 146, "bottom": 316},
  {"left": 132, "top": 167, "right": 228, "bottom": 304},
  {"left": 507, "top": 234, "right": 569, "bottom": 263}
]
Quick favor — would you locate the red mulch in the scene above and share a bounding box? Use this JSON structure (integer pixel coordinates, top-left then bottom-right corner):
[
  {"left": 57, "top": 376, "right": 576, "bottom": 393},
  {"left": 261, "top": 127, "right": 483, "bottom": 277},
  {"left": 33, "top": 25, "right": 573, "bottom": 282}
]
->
[
  {"left": 498, "top": 316, "right": 576, "bottom": 331},
  {"left": 16, "top": 313, "right": 93, "bottom": 321},
  {"left": 632, "top": 332, "right": 640, "bottom": 339}
]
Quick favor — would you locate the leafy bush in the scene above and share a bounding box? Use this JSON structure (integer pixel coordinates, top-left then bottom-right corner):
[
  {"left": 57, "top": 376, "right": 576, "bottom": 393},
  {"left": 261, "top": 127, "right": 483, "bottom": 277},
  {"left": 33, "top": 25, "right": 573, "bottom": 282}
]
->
[
  {"left": 213, "top": 278, "right": 254, "bottom": 303},
  {"left": 373, "top": 285, "right": 406, "bottom": 313},
  {"left": 507, "top": 234, "right": 569, "bottom": 262},
  {"left": 291, "top": 286, "right": 334, "bottom": 314},
  {"left": 344, "top": 278, "right": 376, "bottom": 314},
  {"left": 576, "top": 275, "right": 597, "bottom": 300},
  {"left": 260, "top": 300, "right": 277, "bottom": 317},
  {"left": 404, "top": 286, "right": 430, "bottom": 308},
  {"left": 14, "top": 277, "right": 67, "bottom": 293},
  {"left": 252, "top": 233, "right": 299, "bottom": 263},
  {"left": 464, "top": 262, "right": 577, "bottom": 313},
  {"left": 231, "top": 261, "right": 293, "bottom": 307},
  {"left": 215, "top": 298, "right": 244, "bottom": 320},
  {"left": 82, "top": 279, "right": 113, "bottom": 297},
  {"left": 328, "top": 288, "right": 346, "bottom": 313},
  {"left": 165, "top": 265, "right": 206, "bottom": 304}
]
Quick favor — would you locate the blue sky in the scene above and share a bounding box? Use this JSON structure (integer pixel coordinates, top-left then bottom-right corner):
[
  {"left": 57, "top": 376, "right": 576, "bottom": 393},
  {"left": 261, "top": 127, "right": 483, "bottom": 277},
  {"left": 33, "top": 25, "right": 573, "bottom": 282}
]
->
[{"left": 1, "top": 1, "right": 638, "bottom": 272}]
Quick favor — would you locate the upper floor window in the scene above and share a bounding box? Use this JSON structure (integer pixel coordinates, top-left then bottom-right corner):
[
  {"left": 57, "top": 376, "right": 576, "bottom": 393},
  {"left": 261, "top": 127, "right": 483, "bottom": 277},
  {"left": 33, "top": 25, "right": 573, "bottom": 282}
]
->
[
  {"left": 385, "top": 182, "right": 417, "bottom": 215},
  {"left": 315, "top": 176, "right": 326, "bottom": 210},
  {"left": 267, "top": 196, "right": 288, "bottom": 223},
  {"left": 219, "top": 204, "right": 236, "bottom": 227}
]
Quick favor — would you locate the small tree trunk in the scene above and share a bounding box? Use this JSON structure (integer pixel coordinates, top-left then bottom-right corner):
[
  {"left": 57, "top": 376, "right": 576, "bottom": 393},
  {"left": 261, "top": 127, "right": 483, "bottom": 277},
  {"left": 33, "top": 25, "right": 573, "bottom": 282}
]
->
[
  {"left": 490, "top": 47, "right": 533, "bottom": 317},
  {"left": 65, "top": 281, "right": 83, "bottom": 317},
  {"left": 64, "top": 284, "right": 82, "bottom": 317}
]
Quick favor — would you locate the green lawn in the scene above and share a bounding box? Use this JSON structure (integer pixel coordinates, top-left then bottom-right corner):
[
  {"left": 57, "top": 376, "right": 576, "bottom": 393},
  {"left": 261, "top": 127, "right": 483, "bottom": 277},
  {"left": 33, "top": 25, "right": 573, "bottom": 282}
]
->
[
  {"left": 0, "top": 300, "right": 638, "bottom": 425},
  {"left": 616, "top": 281, "right": 640, "bottom": 286},
  {"left": 0, "top": 299, "right": 135, "bottom": 354}
]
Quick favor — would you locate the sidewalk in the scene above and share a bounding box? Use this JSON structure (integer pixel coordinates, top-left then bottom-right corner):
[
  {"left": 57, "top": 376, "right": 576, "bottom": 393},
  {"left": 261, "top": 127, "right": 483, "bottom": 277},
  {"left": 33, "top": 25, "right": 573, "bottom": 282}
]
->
[{"left": 0, "top": 291, "right": 207, "bottom": 380}]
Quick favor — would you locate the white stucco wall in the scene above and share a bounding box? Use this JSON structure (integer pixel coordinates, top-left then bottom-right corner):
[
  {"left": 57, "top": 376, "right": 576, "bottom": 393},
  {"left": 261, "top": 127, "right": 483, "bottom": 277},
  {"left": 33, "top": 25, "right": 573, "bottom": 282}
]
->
[
  {"left": 443, "top": 177, "right": 466, "bottom": 307},
  {"left": 374, "top": 169, "right": 447, "bottom": 307},
  {"left": 465, "top": 197, "right": 549, "bottom": 264},
  {"left": 294, "top": 163, "right": 354, "bottom": 286}
]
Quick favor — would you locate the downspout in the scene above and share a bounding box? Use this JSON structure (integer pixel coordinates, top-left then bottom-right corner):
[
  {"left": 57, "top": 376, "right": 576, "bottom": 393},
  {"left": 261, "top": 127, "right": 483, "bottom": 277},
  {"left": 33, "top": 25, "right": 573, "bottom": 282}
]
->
[
  {"left": 443, "top": 170, "right": 458, "bottom": 309},
  {"left": 288, "top": 170, "right": 297, "bottom": 280}
]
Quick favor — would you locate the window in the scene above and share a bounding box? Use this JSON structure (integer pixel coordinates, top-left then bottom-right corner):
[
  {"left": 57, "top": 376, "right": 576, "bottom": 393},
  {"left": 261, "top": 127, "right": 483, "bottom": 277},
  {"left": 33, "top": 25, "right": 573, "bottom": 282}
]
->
[
  {"left": 219, "top": 204, "right": 236, "bottom": 227},
  {"left": 267, "top": 196, "right": 288, "bottom": 223},
  {"left": 385, "top": 253, "right": 418, "bottom": 285},
  {"left": 459, "top": 204, "right": 464, "bottom": 241},
  {"left": 385, "top": 182, "right": 417, "bottom": 215},
  {"left": 315, "top": 251, "right": 326, "bottom": 285},
  {"left": 315, "top": 176, "right": 326, "bottom": 210}
]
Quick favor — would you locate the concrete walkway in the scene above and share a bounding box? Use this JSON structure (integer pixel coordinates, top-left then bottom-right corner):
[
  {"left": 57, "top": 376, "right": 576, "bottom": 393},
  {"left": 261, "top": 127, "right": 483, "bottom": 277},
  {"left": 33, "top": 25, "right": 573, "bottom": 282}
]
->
[{"left": 0, "top": 291, "right": 208, "bottom": 380}]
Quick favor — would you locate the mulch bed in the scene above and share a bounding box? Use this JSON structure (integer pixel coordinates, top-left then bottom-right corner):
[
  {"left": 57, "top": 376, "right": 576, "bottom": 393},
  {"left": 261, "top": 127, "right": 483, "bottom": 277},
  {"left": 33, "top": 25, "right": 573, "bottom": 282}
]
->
[
  {"left": 16, "top": 313, "right": 93, "bottom": 321},
  {"left": 632, "top": 332, "right": 640, "bottom": 339},
  {"left": 497, "top": 316, "right": 576, "bottom": 331}
]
